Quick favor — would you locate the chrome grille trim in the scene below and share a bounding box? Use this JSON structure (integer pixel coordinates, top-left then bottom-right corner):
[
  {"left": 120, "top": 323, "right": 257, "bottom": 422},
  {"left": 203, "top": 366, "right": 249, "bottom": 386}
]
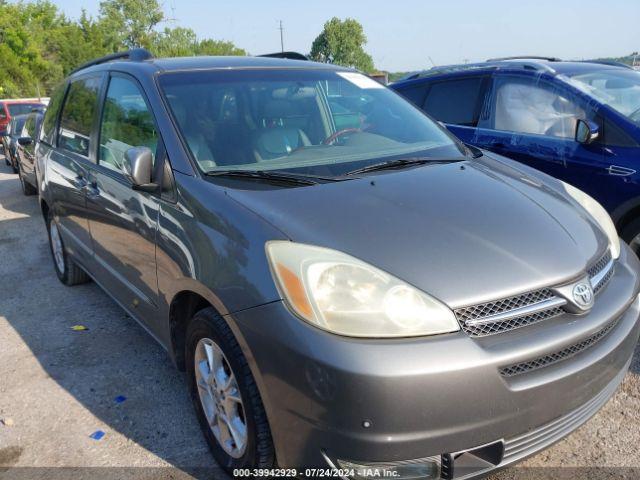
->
[
  {"left": 464, "top": 296, "right": 567, "bottom": 327},
  {"left": 454, "top": 288, "right": 563, "bottom": 337},
  {"left": 499, "top": 316, "right": 620, "bottom": 377},
  {"left": 455, "top": 250, "right": 615, "bottom": 337}
]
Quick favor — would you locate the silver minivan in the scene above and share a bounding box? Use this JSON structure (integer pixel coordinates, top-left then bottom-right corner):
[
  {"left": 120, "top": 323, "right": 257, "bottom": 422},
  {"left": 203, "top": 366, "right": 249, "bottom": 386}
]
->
[{"left": 38, "top": 50, "right": 640, "bottom": 479}]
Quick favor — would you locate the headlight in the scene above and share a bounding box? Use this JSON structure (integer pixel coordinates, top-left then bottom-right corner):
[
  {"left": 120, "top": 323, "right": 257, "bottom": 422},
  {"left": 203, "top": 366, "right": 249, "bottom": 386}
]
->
[
  {"left": 266, "top": 241, "right": 460, "bottom": 337},
  {"left": 562, "top": 181, "right": 620, "bottom": 259}
]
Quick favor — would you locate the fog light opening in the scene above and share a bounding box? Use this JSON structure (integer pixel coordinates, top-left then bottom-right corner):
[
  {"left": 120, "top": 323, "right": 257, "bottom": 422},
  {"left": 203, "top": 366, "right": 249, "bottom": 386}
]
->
[{"left": 336, "top": 456, "right": 441, "bottom": 480}]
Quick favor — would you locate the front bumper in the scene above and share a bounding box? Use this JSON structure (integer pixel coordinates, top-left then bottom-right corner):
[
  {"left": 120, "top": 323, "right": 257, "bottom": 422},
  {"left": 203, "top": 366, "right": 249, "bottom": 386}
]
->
[{"left": 230, "top": 243, "right": 640, "bottom": 472}]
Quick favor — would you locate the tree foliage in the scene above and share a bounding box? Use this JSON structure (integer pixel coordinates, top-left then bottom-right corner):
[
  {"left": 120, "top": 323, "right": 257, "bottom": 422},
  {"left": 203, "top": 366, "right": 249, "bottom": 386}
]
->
[
  {"left": 0, "top": 0, "right": 246, "bottom": 98},
  {"left": 310, "top": 17, "right": 374, "bottom": 73}
]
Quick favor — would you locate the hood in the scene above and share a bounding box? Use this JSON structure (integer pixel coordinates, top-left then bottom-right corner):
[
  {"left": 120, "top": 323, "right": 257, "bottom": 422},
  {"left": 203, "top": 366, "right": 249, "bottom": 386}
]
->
[{"left": 226, "top": 155, "right": 609, "bottom": 308}]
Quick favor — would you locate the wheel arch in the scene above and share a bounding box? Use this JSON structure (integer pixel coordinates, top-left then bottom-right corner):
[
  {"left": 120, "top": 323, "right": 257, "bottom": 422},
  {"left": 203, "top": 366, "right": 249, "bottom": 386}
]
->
[
  {"left": 167, "top": 283, "right": 260, "bottom": 376},
  {"left": 39, "top": 197, "right": 50, "bottom": 225},
  {"left": 612, "top": 196, "right": 640, "bottom": 238}
]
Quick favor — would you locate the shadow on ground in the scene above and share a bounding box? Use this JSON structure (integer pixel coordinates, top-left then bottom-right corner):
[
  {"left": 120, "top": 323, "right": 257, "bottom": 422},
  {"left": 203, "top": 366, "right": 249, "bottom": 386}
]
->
[{"left": 0, "top": 160, "right": 227, "bottom": 479}]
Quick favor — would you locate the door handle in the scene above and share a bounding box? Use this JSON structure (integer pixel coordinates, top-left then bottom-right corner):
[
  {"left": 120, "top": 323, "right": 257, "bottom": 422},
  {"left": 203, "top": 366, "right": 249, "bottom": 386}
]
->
[
  {"left": 607, "top": 165, "right": 636, "bottom": 176},
  {"left": 72, "top": 175, "right": 88, "bottom": 189}
]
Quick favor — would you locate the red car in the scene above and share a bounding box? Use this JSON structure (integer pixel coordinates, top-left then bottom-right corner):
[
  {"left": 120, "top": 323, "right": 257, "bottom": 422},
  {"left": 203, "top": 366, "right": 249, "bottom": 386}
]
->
[{"left": 0, "top": 99, "right": 46, "bottom": 136}]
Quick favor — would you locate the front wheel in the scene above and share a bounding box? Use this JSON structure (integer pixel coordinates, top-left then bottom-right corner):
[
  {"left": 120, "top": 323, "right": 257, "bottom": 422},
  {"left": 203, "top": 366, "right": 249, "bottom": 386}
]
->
[
  {"left": 186, "top": 307, "right": 275, "bottom": 471},
  {"left": 46, "top": 211, "right": 91, "bottom": 286}
]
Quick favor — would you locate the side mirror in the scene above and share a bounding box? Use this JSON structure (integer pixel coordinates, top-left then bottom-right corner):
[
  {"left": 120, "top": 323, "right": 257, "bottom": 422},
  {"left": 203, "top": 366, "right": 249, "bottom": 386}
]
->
[
  {"left": 575, "top": 119, "right": 600, "bottom": 145},
  {"left": 123, "top": 147, "right": 157, "bottom": 192},
  {"left": 18, "top": 137, "right": 33, "bottom": 146}
]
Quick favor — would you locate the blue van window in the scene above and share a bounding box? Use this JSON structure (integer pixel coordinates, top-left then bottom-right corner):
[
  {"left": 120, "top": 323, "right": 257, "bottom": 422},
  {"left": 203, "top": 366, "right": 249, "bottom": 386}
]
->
[
  {"left": 483, "top": 77, "right": 592, "bottom": 139},
  {"left": 396, "top": 85, "right": 427, "bottom": 107},
  {"left": 422, "top": 78, "right": 483, "bottom": 126}
]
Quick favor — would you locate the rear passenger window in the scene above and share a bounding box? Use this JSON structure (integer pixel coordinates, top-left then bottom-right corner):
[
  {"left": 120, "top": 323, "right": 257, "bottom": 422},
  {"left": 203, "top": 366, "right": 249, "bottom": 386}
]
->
[
  {"left": 58, "top": 77, "right": 101, "bottom": 156},
  {"left": 98, "top": 76, "right": 158, "bottom": 173},
  {"left": 422, "top": 78, "right": 484, "bottom": 126},
  {"left": 396, "top": 85, "right": 427, "bottom": 107},
  {"left": 41, "top": 84, "right": 67, "bottom": 145}
]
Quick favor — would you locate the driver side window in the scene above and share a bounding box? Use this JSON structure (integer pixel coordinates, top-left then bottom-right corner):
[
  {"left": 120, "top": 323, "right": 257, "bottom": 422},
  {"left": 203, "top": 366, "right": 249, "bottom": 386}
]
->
[
  {"left": 482, "top": 76, "right": 594, "bottom": 139},
  {"left": 99, "top": 76, "right": 158, "bottom": 174}
]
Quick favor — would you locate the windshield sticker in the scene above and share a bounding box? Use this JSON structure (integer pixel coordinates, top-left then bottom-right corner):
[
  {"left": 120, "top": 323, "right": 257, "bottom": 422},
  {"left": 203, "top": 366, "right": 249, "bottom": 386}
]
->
[{"left": 337, "top": 72, "right": 384, "bottom": 89}]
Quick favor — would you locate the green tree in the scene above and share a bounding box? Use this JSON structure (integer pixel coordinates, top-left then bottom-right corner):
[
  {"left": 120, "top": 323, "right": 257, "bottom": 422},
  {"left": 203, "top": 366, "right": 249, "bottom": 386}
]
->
[
  {"left": 196, "top": 39, "right": 246, "bottom": 56},
  {"left": 0, "top": 1, "right": 57, "bottom": 96},
  {"left": 152, "top": 27, "right": 247, "bottom": 58},
  {"left": 152, "top": 27, "right": 198, "bottom": 57},
  {"left": 98, "top": 0, "right": 164, "bottom": 49},
  {"left": 310, "top": 17, "right": 374, "bottom": 73},
  {"left": 0, "top": 0, "right": 247, "bottom": 97}
]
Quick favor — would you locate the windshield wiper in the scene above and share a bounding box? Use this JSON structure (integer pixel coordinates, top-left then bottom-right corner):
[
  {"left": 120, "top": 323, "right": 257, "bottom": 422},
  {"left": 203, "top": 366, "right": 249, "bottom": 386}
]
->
[
  {"left": 345, "top": 157, "right": 465, "bottom": 176},
  {"left": 205, "top": 169, "right": 320, "bottom": 185}
]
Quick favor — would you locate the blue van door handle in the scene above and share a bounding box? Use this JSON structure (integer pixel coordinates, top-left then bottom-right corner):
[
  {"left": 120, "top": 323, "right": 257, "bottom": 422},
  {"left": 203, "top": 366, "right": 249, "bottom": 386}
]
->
[{"left": 607, "top": 165, "right": 636, "bottom": 176}]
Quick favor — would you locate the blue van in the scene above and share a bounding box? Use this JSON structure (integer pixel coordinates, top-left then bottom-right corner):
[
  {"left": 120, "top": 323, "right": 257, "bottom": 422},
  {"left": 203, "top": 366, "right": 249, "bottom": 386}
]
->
[{"left": 391, "top": 57, "right": 640, "bottom": 254}]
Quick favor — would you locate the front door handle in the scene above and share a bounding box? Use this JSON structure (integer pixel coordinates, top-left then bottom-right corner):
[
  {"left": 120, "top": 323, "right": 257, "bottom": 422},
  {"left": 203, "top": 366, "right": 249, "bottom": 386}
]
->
[
  {"left": 607, "top": 165, "right": 636, "bottom": 176},
  {"left": 72, "top": 175, "right": 88, "bottom": 189}
]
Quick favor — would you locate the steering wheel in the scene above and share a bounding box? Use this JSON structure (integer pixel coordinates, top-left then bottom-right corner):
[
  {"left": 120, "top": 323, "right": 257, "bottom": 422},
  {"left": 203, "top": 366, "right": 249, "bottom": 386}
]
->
[{"left": 322, "top": 128, "right": 361, "bottom": 145}]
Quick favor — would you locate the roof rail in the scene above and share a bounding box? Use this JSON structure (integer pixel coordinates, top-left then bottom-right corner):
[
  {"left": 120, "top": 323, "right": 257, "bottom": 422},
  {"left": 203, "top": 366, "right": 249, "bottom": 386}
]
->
[
  {"left": 583, "top": 60, "right": 634, "bottom": 69},
  {"left": 259, "top": 51, "right": 309, "bottom": 61},
  {"left": 70, "top": 48, "right": 153, "bottom": 75},
  {"left": 394, "top": 58, "right": 563, "bottom": 84},
  {"left": 487, "top": 55, "right": 562, "bottom": 62}
]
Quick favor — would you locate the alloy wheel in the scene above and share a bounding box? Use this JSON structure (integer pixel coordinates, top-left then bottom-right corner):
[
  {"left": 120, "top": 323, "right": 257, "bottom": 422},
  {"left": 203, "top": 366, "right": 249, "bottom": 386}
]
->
[
  {"left": 194, "top": 337, "right": 248, "bottom": 458},
  {"left": 49, "top": 221, "right": 65, "bottom": 273}
]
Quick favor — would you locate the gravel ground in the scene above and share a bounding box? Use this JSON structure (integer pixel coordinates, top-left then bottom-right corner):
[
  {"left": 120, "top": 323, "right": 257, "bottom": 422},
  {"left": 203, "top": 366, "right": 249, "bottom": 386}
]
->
[{"left": 0, "top": 156, "right": 638, "bottom": 480}]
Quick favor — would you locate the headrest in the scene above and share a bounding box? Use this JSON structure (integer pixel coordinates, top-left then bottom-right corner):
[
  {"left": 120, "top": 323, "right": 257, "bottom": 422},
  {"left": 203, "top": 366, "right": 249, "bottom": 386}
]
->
[{"left": 254, "top": 127, "right": 303, "bottom": 159}]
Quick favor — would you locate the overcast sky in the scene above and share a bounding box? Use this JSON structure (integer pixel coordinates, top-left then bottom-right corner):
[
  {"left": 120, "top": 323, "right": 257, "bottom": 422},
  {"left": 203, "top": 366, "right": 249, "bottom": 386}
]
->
[{"left": 50, "top": 0, "right": 640, "bottom": 72}]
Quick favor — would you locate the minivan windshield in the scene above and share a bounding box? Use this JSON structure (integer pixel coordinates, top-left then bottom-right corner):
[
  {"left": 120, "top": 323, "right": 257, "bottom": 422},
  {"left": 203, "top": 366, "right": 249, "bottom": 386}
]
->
[
  {"left": 566, "top": 69, "right": 640, "bottom": 125},
  {"left": 159, "top": 69, "right": 466, "bottom": 176}
]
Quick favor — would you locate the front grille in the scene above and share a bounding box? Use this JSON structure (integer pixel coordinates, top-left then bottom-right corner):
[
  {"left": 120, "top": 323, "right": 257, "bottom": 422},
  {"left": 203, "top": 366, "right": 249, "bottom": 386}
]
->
[
  {"left": 588, "top": 250, "right": 611, "bottom": 278},
  {"left": 454, "top": 289, "right": 562, "bottom": 337},
  {"left": 499, "top": 316, "right": 620, "bottom": 377},
  {"left": 588, "top": 250, "right": 614, "bottom": 294},
  {"left": 455, "top": 250, "right": 615, "bottom": 338}
]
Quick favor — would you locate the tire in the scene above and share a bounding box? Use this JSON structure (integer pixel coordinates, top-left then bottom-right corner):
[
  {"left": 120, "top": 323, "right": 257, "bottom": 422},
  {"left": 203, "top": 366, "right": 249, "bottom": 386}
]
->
[
  {"left": 10, "top": 152, "right": 18, "bottom": 174},
  {"left": 186, "top": 307, "right": 275, "bottom": 472},
  {"left": 46, "top": 210, "right": 91, "bottom": 286},
  {"left": 622, "top": 217, "right": 640, "bottom": 258},
  {"left": 18, "top": 166, "right": 37, "bottom": 196}
]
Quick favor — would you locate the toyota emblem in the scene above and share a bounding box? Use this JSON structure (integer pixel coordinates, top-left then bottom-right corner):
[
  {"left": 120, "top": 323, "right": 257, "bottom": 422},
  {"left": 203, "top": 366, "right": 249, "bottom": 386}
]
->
[{"left": 572, "top": 283, "right": 594, "bottom": 308}]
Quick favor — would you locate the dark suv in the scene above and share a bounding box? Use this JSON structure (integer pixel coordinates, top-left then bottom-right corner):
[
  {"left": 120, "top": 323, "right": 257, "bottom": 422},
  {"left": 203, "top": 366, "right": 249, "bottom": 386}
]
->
[
  {"left": 37, "top": 50, "right": 640, "bottom": 478},
  {"left": 391, "top": 57, "right": 640, "bottom": 255}
]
